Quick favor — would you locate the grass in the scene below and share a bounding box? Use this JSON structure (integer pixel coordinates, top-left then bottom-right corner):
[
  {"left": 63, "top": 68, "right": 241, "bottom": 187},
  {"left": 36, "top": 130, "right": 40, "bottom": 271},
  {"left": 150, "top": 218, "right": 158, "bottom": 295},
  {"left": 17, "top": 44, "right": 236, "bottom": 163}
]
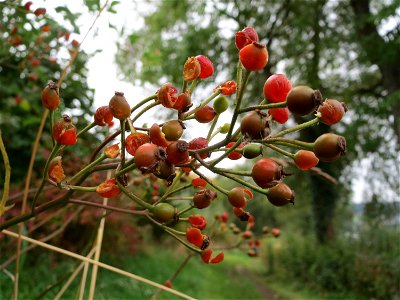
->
[{"left": 0, "top": 246, "right": 264, "bottom": 299}]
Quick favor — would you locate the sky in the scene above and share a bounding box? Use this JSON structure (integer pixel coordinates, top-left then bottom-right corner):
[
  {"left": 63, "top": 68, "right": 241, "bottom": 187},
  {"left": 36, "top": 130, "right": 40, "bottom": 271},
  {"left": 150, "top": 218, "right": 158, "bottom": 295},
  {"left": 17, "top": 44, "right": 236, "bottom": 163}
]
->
[{"left": 28, "top": 0, "right": 381, "bottom": 204}]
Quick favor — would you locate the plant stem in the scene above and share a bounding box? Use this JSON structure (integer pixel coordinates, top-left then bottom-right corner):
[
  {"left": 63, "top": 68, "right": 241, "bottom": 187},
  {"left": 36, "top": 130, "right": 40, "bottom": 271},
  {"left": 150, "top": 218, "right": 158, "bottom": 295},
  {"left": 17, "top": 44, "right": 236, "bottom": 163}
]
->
[
  {"left": 157, "top": 182, "right": 192, "bottom": 204},
  {"left": 177, "top": 205, "right": 195, "bottom": 216},
  {"left": 50, "top": 110, "right": 55, "bottom": 146},
  {"left": 192, "top": 168, "right": 229, "bottom": 195},
  {"left": 157, "top": 170, "right": 184, "bottom": 203},
  {"left": 182, "top": 80, "right": 188, "bottom": 92},
  {"left": 77, "top": 122, "right": 96, "bottom": 139},
  {"left": 120, "top": 120, "right": 126, "bottom": 168},
  {"left": 210, "top": 137, "right": 243, "bottom": 167},
  {"left": 182, "top": 91, "right": 220, "bottom": 119},
  {"left": 264, "top": 138, "right": 314, "bottom": 151},
  {"left": 68, "top": 199, "right": 147, "bottom": 215},
  {"left": 227, "top": 70, "right": 250, "bottom": 139},
  {"left": 238, "top": 101, "right": 287, "bottom": 113},
  {"left": 0, "top": 129, "right": 11, "bottom": 216},
  {"left": 188, "top": 78, "right": 200, "bottom": 94},
  {"left": 116, "top": 181, "right": 153, "bottom": 210},
  {"left": 214, "top": 168, "right": 252, "bottom": 177},
  {"left": 265, "top": 144, "right": 295, "bottom": 159},
  {"left": 131, "top": 102, "right": 160, "bottom": 123},
  {"left": 130, "top": 94, "right": 157, "bottom": 113},
  {"left": 207, "top": 114, "right": 219, "bottom": 141},
  {"left": 67, "top": 153, "right": 107, "bottom": 184},
  {"left": 271, "top": 117, "right": 319, "bottom": 138}
]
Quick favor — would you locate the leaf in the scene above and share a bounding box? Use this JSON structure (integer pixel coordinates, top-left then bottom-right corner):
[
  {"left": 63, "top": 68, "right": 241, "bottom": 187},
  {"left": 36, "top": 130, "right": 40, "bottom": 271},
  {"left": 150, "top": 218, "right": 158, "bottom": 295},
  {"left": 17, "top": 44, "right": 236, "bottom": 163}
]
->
[{"left": 129, "top": 33, "right": 140, "bottom": 45}]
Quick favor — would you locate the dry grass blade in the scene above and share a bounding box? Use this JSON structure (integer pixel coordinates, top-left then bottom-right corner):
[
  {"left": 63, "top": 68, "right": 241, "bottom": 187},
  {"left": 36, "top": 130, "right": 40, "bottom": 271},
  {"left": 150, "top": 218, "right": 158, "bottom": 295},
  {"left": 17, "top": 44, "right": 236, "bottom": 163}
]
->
[{"left": 3, "top": 230, "right": 196, "bottom": 300}]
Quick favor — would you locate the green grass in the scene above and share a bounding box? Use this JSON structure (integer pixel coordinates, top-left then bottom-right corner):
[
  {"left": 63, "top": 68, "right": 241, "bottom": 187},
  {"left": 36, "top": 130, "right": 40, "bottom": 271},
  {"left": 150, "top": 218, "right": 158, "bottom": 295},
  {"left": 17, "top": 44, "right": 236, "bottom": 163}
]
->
[{"left": 0, "top": 247, "right": 264, "bottom": 299}]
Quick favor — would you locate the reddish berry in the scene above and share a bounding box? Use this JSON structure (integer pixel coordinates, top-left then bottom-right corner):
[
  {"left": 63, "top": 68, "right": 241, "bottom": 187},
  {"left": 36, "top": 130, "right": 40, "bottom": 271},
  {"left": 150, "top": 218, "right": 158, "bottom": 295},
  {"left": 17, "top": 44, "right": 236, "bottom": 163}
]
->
[
  {"left": 174, "top": 91, "right": 192, "bottom": 112},
  {"left": 294, "top": 150, "right": 319, "bottom": 170},
  {"left": 317, "top": 99, "right": 347, "bottom": 125},
  {"left": 157, "top": 83, "right": 177, "bottom": 108},
  {"left": 104, "top": 143, "right": 120, "bottom": 159},
  {"left": 34, "top": 8, "right": 46, "bottom": 17},
  {"left": 271, "top": 227, "right": 280, "bottom": 238},
  {"left": 53, "top": 115, "right": 77, "bottom": 145},
  {"left": 192, "top": 177, "right": 207, "bottom": 188},
  {"left": 235, "top": 27, "right": 259, "bottom": 50},
  {"left": 262, "top": 226, "right": 269, "bottom": 234},
  {"left": 183, "top": 57, "right": 201, "bottom": 81},
  {"left": 228, "top": 187, "right": 253, "bottom": 208},
  {"left": 189, "top": 215, "right": 207, "bottom": 230},
  {"left": 188, "top": 137, "right": 209, "bottom": 159},
  {"left": 196, "top": 55, "right": 214, "bottom": 79},
  {"left": 242, "top": 143, "right": 262, "bottom": 159},
  {"left": 149, "top": 123, "right": 169, "bottom": 147},
  {"left": 48, "top": 156, "right": 65, "bottom": 183},
  {"left": 286, "top": 86, "right": 323, "bottom": 116},
  {"left": 151, "top": 203, "right": 176, "bottom": 223},
  {"left": 31, "top": 58, "right": 41, "bottom": 67},
  {"left": 240, "top": 111, "right": 271, "bottom": 140},
  {"left": 166, "top": 140, "right": 189, "bottom": 165},
  {"left": 94, "top": 106, "right": 113, "bottom": 126},
  {"left": 193, "top": 189, "right": 217, "bottom": 209},
  {"left": 210, "top": 251, "right": 224, "bottom": 264},
  {"left": 41, "top": 25, "right": 50, "bottom": 32},
  {"left": 239, "top": 42, "right": 268, "bottom": 71},
  {"left": 313, "top": 133, "right": 346, "bottom": 162},
  {"left": 252, "top": 158, "right": 285, "bottom": 188},
  {"left": 214, "top": 80, "right": 237, "bottom": 96},
  {"left": 134, "top": 143, "right": 165, "bottom": 173},
  {"left": 195, "top": 105, "right": 217, "bottom": 123},
  {"left": 71, "top": 39, "right": 79, "bottom": 47},
  {"left": 162, "top": 120, "right": 185, "bottom": 141},
  {"left": 9, "top": 35, "right": 23, "bottom": 46},
  {"left": 248, "top": 249, "right": 258, "bottom": 257},
  {"left": 269, "top": 107, "right": 290, "bottom": 124},
  {"left": 125, "top": 133, "right": 150, "bottom": 156},
  {"left": 24, "top": 1, "right": 33, "bottom": 11},
  {"left": 267, "top": 183, "right": 295, "bottom": 207},
  {"left": 242, "top": 230, "right": 253, "bottom": 239},
  {"left": 263, "top": 74, "right": 292, "bottom": 103},
  {"left": 186, "top": 227, "right": 203, "bottom": 248},
  {"left": 109, "top": 92, "right": 130, "bottom": 120},
  {"left": 226, "top": 142, "right": 245, "bottom": 160},
  {"left": 201, "top": 248, "right": 212, "bottom": 263},
  {"left": 96, "top": 178, "right": 121, "bottom": 198},
  {"left": 41, "top": 81, "right": 60, "bottom": 110},
  {"left": 220, "top": 212, "right": 229, "bottom": 223},
  {"left": 64, "top": 31, "right": 71, "bottom": 41}
]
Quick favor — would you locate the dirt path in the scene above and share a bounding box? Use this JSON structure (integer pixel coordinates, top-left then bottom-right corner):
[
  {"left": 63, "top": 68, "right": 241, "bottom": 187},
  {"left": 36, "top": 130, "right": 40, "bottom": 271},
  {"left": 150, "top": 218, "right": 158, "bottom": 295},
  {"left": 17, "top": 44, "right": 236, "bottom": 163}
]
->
[{"left": 234, "top": 266, "right": 281, "bottom": 300}]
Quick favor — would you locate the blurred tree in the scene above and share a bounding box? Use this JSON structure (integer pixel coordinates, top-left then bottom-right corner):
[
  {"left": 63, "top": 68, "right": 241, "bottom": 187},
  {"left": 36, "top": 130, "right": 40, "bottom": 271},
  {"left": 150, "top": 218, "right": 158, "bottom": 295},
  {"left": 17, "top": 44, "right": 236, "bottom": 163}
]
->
[
  {"left": 0, "top": 2, "right": 96, "bottom": 182},
  {"left": 116, "top": 0, "right": 400, "bottom": 242}
]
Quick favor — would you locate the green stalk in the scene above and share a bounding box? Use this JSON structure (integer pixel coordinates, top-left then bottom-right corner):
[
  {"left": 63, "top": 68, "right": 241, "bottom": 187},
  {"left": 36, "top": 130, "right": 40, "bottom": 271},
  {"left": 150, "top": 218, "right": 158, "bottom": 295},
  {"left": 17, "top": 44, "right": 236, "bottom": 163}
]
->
[
  {"left": 120, "top": 120, "right": 126, "bottom": 168},
  {"left": 76, "top": 122, "right": 96, "bottom": 138},
  {"left": 117, "top": 181, "right": 153, "bottom": 210},
  {"left": 192, "top": 169, "right": 229, "bottom": 195},
  {"left": 227, "top": 70, "right": 251, "bottom": 139},
  {"left": 264, "top": 138, "right": 314, "bottom": 151},
  {"left": 130, "top": 94, "right": 157, "bottom": 113},
  {"left": 131, "top": 102, "right": 160, "bottom": 123},
  {"left": 271, "top": 117, "right": 319, "bottom": 138},
  {"left": 183, "top": 91, "right": 220, "bottom": 119},
  {"left": 207, "top": 114, "right": 219, "bottom": 141},
  {"left": 265, "top": 144, "right": 295, "bottom": 159},
  {"left": 67, "top": 153, "right": 107, "bottom": 184},
  {"left": 188, "top": 78, "right": 200, "bottom": 94},
  {"left": 238, "top": 101, "right": 287, "bottom": 113},
  {"left": 210, "top": 137, "right": 243, "bottom": 167},
  {"left": 157, "top": 182, "right": 192, "bottom": 204},
  {"left": 177, "top": 205, "right": 195, "bottom": 216},
  {"left": 50, "top": 110, "right": 55, "bottom": 146}
]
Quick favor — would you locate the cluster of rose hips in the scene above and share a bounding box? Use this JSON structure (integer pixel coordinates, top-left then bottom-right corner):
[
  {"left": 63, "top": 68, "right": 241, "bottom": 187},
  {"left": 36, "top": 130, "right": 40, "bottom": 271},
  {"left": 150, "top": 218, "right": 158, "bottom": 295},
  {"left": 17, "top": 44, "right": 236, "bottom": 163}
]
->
[{"left": 5, "top": 25, "right": 347, "bottom": 267}]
